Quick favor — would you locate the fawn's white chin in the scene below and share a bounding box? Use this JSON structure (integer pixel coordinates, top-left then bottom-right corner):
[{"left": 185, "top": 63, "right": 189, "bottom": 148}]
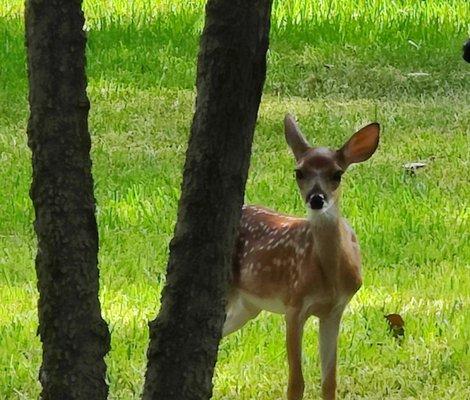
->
[{"left": 307, "top": 201, "right": 338, "bottom": 222}]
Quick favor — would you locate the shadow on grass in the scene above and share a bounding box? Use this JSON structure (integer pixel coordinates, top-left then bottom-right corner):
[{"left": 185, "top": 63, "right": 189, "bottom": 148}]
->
[{"left": 1, "top": 15, "right": 468, "bottom": 100}]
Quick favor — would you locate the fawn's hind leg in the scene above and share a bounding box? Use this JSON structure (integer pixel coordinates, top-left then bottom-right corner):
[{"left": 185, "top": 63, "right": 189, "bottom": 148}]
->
[{"left": 222, "top": 290, "right": 260, "bottom": 336}]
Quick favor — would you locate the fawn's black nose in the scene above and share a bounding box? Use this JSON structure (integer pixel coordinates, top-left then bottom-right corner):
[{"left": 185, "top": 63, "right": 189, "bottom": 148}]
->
[{"left": 309, "top": 194, "right": 325, "bottom": 210}]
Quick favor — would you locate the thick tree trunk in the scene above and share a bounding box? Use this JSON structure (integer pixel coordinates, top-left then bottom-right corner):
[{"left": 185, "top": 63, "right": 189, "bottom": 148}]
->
[
  {"left": 142, "top": 1, "right": 273, "bottom": 399},
  {"left": 25, "top": 1, "right": 110, "bottom": 399}
]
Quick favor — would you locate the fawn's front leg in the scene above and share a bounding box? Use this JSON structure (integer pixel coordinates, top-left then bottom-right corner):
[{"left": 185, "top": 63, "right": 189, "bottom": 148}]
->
[
  {"left": 285, "top": 308, "right": 307, "bottom": 400},
  {"left": 319, "top": 310, "right": 343, "bottom": 400}
]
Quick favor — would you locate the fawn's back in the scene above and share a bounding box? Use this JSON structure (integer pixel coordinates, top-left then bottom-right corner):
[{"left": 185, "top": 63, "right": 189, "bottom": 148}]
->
[{"left": 232, "top": 204, "right": 362, "bottom": 318}]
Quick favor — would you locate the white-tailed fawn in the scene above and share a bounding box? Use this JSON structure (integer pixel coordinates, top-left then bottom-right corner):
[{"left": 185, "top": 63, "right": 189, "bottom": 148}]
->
[{"left": 223, "top": 115, "right": 380, "bottom": 400}]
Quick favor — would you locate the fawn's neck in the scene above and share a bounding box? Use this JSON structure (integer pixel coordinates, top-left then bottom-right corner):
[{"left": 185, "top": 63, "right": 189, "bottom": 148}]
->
[{"left": 307, "top": 207, "right": 342, "bottom": 283}]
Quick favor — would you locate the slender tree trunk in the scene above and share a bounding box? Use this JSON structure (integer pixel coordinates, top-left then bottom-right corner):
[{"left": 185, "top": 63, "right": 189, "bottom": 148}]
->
[
  {"left": 25, "top": 1, "right": 110, "bottom": 399},
  {"left": 142, "top": 1, "right": 273, "bottom": 399}
]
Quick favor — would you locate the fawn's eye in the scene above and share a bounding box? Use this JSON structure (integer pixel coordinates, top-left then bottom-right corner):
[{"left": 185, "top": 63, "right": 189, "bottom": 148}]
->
[
  {"left": 332, "top": 171, "right": 343, "bottom": 182},
  {"left": 295, "top": 169, "right": 304, "bottom": 180}
]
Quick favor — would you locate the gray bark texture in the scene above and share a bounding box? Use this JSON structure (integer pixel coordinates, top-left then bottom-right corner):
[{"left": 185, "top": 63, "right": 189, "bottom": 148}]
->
[
  {"left": 142, "top": 1, "right": 273, "bottom": 399},
  {"left": 25, "top": 1, "right": 110, "bottom": 399}
]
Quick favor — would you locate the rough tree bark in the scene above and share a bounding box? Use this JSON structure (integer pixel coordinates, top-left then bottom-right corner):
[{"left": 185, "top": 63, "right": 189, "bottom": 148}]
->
[
  {"left": 25, "top": 1, "right": 110, "bottom": 399},
  {"left": 142, "top": 1, "right": 273, "bottom": 399}
]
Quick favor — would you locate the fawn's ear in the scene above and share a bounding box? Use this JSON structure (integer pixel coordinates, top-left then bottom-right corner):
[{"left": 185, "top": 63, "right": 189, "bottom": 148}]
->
[
  {"left": 339, "top": 123, "right": 380, "bottom": 166},
  {"left": 284, "top": 114, "right": 310, "bottom": 161}
]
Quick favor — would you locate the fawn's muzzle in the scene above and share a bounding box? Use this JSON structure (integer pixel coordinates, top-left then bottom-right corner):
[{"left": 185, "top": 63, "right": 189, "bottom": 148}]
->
[{"left": 308, "top": 193, "right": 325, "bottom": 210}]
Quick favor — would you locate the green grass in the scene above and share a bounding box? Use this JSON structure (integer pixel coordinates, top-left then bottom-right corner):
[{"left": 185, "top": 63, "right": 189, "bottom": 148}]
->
[{"left": 1, "top": 0, "right": 469, "bottom": 399}]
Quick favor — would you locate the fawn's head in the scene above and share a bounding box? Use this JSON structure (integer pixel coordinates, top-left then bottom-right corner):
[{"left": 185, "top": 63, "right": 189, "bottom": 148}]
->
[{"left": 284, "top": 115, "right": 380, "bottom": 217}]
